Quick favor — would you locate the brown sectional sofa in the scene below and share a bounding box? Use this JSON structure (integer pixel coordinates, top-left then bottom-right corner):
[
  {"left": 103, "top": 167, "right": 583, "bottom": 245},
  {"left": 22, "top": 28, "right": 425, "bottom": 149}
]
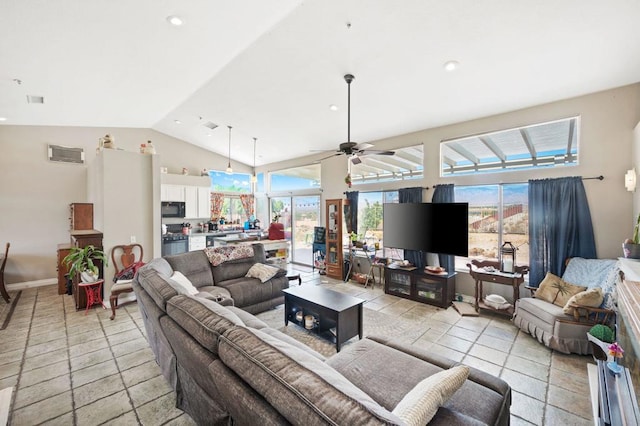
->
[{"left": 133, "top": 244, "right": 511, "bottom": 425}]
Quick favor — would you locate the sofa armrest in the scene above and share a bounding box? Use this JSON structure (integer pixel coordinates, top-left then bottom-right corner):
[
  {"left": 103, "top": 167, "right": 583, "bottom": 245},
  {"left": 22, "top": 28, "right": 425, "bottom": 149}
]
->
[{"left": 562, "top": 303, "right": 615, "bottom": 325}]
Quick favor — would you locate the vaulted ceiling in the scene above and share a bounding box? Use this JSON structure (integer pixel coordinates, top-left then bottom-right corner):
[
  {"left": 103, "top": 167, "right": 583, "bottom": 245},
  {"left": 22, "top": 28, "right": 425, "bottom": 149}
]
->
[{"left": 2, "top": 1, "right": 639, "bottom": 167}]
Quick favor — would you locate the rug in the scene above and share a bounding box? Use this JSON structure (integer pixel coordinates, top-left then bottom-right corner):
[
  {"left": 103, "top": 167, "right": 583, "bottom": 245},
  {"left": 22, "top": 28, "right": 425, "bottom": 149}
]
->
[
  {"left": 258, "top": 306, "right": 427, "bottom": 358},
  {"left": 0, "top": 291, "right": 22, "bottom": 330},
  {"left": 453, "top": 301, "right": 479, "bottom": 317}
]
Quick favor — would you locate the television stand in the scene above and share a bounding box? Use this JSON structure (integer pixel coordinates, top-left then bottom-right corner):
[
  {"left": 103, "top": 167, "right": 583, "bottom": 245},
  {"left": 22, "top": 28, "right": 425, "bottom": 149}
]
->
[{"left": 384, "top": 265, "right": 456, "bottom": 308}]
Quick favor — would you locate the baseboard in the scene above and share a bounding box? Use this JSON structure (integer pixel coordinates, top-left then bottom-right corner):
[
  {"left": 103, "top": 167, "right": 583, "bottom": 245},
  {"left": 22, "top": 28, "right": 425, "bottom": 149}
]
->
[{"left": 6, "top": 278, "right": 57, "bottom": 292}]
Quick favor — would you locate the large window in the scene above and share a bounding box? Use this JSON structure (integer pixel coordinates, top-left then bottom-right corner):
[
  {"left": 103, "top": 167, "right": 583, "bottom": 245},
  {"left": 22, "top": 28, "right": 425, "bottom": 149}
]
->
[
  {"left": 356, "top": 191, "right": 400, "bottom": 258},
  {"left": 454, "top": 184, "right": 529, "bottom": 269},
  {"left": 270, "top": 164, "right": 320, "bottom": 192},
  {"left": 208, "top": 170, "right": 251, "bottom": 193},
  {"left": 441, "top": 117, "right": 579, "bottom": 176},
  {"left": 351, "top": 144, "right": 423, "bottom": 185}
]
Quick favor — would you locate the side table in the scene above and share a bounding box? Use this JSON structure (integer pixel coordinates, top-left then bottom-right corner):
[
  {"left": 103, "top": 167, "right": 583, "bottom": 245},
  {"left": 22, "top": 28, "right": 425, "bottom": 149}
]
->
[
  {"left": 467, "top": 260, "right": 528, "bottom": 318},
  {"left": 78, "top": 279, "right": 105, "bottom": 315}
]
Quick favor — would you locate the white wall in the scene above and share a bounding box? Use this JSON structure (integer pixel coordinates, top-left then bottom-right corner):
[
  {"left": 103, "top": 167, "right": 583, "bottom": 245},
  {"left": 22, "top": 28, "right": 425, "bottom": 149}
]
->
[{"left": 0, "top": 125, "right": 249, "bottom": 284}]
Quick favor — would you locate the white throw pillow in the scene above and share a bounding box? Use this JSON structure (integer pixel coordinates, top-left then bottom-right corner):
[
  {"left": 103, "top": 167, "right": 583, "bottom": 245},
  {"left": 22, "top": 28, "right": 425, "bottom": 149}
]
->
[
  {"left": 392, "top": 365, "right": 469, "bottom": 426},
  {"left": 168, "top": 271, "right": 199, "bottom": 296},
  {"left": 246, "top": 263, "right": 280, "bottom": 283}
]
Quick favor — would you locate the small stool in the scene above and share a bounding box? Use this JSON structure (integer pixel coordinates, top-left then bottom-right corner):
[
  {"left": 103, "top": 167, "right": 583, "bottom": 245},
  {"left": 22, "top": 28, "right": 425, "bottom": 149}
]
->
[
  {"left": 287, "top": 273, "right": 302, "bottom": 286},
  {"left": 78, "top": 279, "right": 105, "bottom": 315}
]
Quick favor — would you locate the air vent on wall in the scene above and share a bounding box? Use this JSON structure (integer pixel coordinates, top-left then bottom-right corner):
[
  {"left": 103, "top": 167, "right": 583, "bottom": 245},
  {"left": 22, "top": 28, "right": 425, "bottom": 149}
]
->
[{"left": 48, "top": 144, "right": 85, "bottom": 164}]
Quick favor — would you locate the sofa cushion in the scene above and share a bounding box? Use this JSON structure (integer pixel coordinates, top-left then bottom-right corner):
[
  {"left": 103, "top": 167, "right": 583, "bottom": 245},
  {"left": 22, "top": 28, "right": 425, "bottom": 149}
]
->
[
  {"left": 196, "top": 286, "right": 232, "bottom": 301},
  {"left": 166, "top": 295, "right": 244, "bottom": 355},
  {"left": 563, "top": 287, "right": 604, "bottom": 316},
  {"left": 164, "top": 251, "right": 214, "bottom": 288},
  {"left": 392, "top": 365, "right": 470, "bottom": 426},
  {"left": 562, "top": 257, "right": 619, "bottom": 310},
  {"left": 258, "top": 328, "right": 326, "bottom": 361},
  {"left": 246, "top": 263, "right": 280, "bottom": 283},
  {"left": 226, "top": 306, "right": 269, "bottom": 329},
  {"left": 135, "top": 268, "right": 178, "bottom": 312},
  {"left": 164, "top": 271, "right": 199, "bottom": 296},
  {"left": 218, "top": 326, "right": 402, "bottom": 424},
  {"left": 536, "top": 272, "right": 586, "bottom": 306},
  {"left": 140, "top": 257, "right": 173, "bottom": 278},
  {"left": 215, "top": 276, "right": 286, "bottom": 308},
  {"left": 211, "top": 244, "right": 268, "bottom": 283},
  {"left": 516, "top": 297, "right": 567, "bottom": 325}
]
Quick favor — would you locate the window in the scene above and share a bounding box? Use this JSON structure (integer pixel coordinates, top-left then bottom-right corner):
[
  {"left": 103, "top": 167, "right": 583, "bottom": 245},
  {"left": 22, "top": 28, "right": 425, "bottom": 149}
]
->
[
  {"left": 221, "top": 197, "right": 245, "bottom": 225},
  {"left": 441, "top": 116, "right": 579, "bottom": 176},
  {"left": 270, "top": 164, "right": 320, "bottom": 192},
  {"left": 356, "top": 191, "right": 401, "bottom": 258},
  {"left": 454, "top": 183, "right": 529, "bottom": 269},
  {"left": 351, "top": 144, "right": 423, "bottom": 185},
  {"left": 208, "top": 171, "right": 251, "bottom": 193}
]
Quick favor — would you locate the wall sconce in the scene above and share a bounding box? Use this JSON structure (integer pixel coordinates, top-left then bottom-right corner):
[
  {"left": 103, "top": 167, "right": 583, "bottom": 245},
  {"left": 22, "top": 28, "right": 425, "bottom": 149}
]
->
[{"left": 625, "top": 168, "right": 636, "bottom": 192}]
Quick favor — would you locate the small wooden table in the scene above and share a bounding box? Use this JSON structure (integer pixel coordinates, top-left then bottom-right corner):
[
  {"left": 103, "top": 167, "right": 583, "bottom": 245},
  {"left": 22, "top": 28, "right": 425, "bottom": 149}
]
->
[
  {"left": 283, "top": 286, "right": 364, "bottom": 352},
  {"left": 467, "top": 260, "right": 528, "bottom": 318}
]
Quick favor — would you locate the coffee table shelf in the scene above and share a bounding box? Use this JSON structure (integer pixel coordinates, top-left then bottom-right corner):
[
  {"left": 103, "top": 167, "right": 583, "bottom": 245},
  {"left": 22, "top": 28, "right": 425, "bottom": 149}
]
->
[{"left": 283, "top": 286, "right": 364, "bottom": 352}]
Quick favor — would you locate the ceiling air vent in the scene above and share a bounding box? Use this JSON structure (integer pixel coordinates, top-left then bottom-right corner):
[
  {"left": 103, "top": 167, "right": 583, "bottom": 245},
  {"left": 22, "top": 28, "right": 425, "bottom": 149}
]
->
[
  {"left": 48, "top": 144, "right": 85, "bottom": 164},
  {"left": 202, "top": 121, "right": 218, "bottom": 130},
  {"left": 27, "top": 95, "right": 45, "bottom": 104}
]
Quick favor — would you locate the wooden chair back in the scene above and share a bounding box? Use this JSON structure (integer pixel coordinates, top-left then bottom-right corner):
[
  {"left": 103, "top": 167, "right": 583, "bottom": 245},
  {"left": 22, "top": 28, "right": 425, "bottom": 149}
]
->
[{"left": 111, "top": 244, "right": 143, "bottom": 274}]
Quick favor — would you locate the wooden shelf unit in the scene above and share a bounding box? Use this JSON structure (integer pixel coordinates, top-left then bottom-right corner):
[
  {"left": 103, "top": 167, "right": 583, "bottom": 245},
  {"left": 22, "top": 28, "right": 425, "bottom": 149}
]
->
[
  {"left": 384, "top": 266, "right": 456, "bottom": 308},
  {"left": 325, "top": 199, "right": 343, "bottom": 280}
]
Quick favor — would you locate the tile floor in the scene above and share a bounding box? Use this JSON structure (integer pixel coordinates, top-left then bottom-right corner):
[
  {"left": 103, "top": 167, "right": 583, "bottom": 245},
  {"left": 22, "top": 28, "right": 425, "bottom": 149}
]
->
[{"left": 0, "top": 268, "right": 595, "bottom": 425}]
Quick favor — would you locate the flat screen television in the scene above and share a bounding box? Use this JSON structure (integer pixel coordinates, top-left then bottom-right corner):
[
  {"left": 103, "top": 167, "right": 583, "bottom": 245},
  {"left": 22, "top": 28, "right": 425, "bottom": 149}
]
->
[{"left": 383, "top": 203, "right": 469, "bottom": 256}]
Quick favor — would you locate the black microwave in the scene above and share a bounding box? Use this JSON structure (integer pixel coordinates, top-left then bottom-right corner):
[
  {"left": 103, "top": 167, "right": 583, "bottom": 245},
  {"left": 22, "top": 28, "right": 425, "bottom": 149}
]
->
[{"left": 161, "top": 201, "right": 186, "bottom": 218}]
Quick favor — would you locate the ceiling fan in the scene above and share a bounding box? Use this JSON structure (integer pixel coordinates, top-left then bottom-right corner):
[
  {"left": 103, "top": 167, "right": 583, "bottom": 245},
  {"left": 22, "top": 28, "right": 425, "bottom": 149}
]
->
[{"left": 317, "top": 74, "right": 395, "bottom": 164}]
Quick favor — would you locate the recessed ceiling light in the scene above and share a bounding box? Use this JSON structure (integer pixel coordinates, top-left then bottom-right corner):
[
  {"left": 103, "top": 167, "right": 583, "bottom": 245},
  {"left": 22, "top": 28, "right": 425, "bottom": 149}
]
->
[
  {"left": 444, "top": 60, "right": 459, "bottom": 72},
  {"left": 0, "top": 117, "right": 6, "bottom": 122},
  {"left": 166, "top": 15, "right": 184, "bottom": 26},
  {"left": 329, "top": 104, "right": 338, "bottom": 111},
  {"left": 174, "top": 120, "right": 182, "bottom": 124}
]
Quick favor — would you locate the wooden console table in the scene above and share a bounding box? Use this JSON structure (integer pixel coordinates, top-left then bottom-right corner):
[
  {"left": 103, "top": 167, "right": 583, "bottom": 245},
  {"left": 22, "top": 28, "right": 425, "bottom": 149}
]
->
[{"left": 467, "top": 260, "right": 528, "bottom": 317}]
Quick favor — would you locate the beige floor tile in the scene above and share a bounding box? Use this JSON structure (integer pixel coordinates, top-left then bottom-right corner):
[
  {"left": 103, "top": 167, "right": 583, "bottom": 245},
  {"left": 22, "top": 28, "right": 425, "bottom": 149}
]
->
[
  {"left": 67, "top": 329, "right": 106, "bottom": 346},
  {"left": 0, "top": 349, "right": 23, "bottom": 366},
  {"left": 482, "top": 324, "right": 518, "bottom": 342},
  {"left": 462, "top": 355, "right": 502, "bottom": 377},
  {"left": 116, "top": 347, "right": 156, "bottom": 371},
  {"left": 75, "top": 390, "right": 134, "bottom": 425},
  {"left": 510, "top": 340, "right": 552, "bottom": 366},
  {"left": 13, "top": 374, "right": 71, "bottom": 409},
  {"left": 468, "top": 343, "right": 508, "bottom": 366},
  {"left": 429, "top": 343, "right": 465, "bottom": 362},
  {"left": 121, "top": 360, "right": 162, "bottom": 388},
  {"left": 163, "top": 413, "right": 199, "bottom": 426},
  {"left": 476, "top": 334, "right": 514, "bottom": 353},
  {"left": 505, "top": 354, "right": 550, "bottom": 381},
  {"left": 549, "top": 366, "right": 589, "bottom": 393},
  {"left": 0, "top": 337, "right": 27, "bottom": 354},
  {"left": 70, "top": 347, "right": 114, "bottom": 371},
  {"left": 128, "top": 375, "right": 173, "bottom": 407},
  {"left": 547, "top": 383, "right": 592, "bottom": 419},
  {"left": 545, "top": 405, "right": 592, "bottom": 425},
  {"left": 509, "top": 414, "right": 536, "bottom": 425},
  {"left": 103, "top": 319, "right": 139, "bottom": 336},
  {"left": 551, "top": 352, "right": 592, "bottom": 377},
  {"left": 455, "top": 316, "right": 491, "bottom": 332},
  {"left": 135, "top": 392, "right": 185, "bottom": 425},
  {"left": 111, "top": 338, "right": 152, "bottom": 358},
  {"left": 107, "top": 328, "right": 145, "bottom": 346},
  {"left": 25, "top": 338, "right": 68, "bottom": 358},
  {"left": 446, "top": 325, "right": 480, "bottom": 342},
  {"left": 22, "top": 347, "right": 69, "bottom": 372},
  {"left": 72, "top": 359, "right": 119, "bottom": 387},
  {"left": 19, "top": 359, "right": 69, "bottom": 388},
  {"left": 437, "top": 334, "right": 473, "bottom": 353},
  {"left": 69, "top": 337, "right": 109, "bottom": 358},
  {"left": 74, "top": 373, "right": 125, "bottom": 408},
  {"left": 500, "top": 369, "right": 548, "bottom": 401},
  {"left": 510, "top": 391, "right": 545, "bottom": 425},
  {"left": 39, "top": 411, "right": 75, "bottom": 426},
  {"left": 0, "top": 360, "right": 21, "bottom": 380},
  {"left": 10, "top": 391, "right": 73, "bottom": 425},
  {"left": 101, "top": 410, "right": 140, "bottom": 425}
]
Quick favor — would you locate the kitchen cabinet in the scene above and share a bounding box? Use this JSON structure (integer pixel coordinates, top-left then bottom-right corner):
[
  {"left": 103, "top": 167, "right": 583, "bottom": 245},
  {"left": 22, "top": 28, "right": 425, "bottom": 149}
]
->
[
  {"left": 325, "top": 199, "right": 343, "bottom": 280},
  {"left": 197, "top": 187, "right": 211, "bottom": 219},
  {"left": 189, "top": 235, "right": 206, "bottom": 251},
  {"left": 184, "top": 186, "right": 198, "bottom": 218},
  {"left": 161, "top": 184, "right": 185, "bottom": 202}
]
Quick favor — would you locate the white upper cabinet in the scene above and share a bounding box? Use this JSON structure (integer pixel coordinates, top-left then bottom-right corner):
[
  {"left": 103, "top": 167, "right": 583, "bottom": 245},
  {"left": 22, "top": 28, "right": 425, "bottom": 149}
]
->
[{"left": 161, "top": 184, "right": 185, "bottom": 202}]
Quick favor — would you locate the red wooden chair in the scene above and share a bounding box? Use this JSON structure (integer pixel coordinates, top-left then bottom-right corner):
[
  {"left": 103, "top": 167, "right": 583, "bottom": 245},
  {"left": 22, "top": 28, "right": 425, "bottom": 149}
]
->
[{"left": 110, "top": 244, "right": 143, "bottom": 320}]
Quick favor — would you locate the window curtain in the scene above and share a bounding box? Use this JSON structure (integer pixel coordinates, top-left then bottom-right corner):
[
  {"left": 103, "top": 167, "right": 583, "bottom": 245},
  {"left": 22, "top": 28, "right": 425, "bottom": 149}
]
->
[
  {"left": 528, "top": 176, "right": 597, "bottom": 287},
  {"left": 399, "top": 187, "right": 424, "bottom": 268},
  {"left": 344, "top": 191, "right": 358, "bottom": 236},
  {"left": 210, "top": 192, "right": 225, "bottom": 221},
  {"left": 432, "top": 184, "right": 455, "bottom": 273},
  {"left": 239, "top": 194, "right": 255, "bottom": 219}
]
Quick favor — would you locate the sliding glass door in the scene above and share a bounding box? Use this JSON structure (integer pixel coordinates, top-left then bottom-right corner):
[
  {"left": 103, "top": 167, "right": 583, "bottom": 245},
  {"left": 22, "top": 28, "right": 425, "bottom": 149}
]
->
[{"left": 270, "top": 195, "right": 321, "bottom": 265}]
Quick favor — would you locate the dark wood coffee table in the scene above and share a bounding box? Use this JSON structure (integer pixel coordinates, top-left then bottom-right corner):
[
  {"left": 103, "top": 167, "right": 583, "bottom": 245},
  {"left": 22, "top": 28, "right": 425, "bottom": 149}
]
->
[{"left": 283, "top": 286, "right": 364, "bottom": 352}]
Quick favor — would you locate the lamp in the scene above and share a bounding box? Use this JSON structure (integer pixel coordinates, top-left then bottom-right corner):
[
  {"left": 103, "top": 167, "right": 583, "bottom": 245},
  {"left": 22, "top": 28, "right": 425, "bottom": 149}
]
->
[
  {"left": 226, "top": 126, "right": 233, "bottom": 175},
  {"left": 625, "top": 168, "right": 636, "bottom": 192},
  {"left": 500, "top": 241, "right": 516, "bottom": 273},
  {"left": 251, "top": 137, "right": 258, "bottom": 183}
]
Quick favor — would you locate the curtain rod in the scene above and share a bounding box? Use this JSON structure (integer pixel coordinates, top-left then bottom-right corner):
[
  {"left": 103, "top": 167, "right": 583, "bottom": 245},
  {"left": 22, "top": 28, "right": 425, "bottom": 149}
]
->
[
  {"left": 437, "top": 175, "right": 604, "bottom": 187},
  {"left": 343, "top": 186, "right": 431, "bottom": 194}
]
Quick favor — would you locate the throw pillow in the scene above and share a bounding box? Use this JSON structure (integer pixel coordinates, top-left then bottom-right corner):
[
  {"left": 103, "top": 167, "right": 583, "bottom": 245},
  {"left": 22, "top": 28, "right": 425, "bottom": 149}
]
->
[
  {"left": 535, "top": 272, "right": 586, "bottom": 307},
  {"left": 246, "top": 263, "right": 280, "bottom": 283},
  {"left": 563, "top": 287, "right": 604, "bottom": 316},
  {"left": 166, "top": 271, "right": 199, "bottom": 296},
  {"left": 392, "top": 365, "right": 470, "bottom": 425}
]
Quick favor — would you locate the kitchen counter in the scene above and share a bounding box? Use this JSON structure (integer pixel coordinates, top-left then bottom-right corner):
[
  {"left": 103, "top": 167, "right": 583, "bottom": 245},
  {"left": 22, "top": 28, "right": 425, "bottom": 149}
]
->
[{"left": 187, "top": 230, "right": 263, "bottom": 238}]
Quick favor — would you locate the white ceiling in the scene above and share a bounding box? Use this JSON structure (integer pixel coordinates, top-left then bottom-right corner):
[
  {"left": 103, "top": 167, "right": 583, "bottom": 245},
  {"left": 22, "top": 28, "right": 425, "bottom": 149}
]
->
[{"left": 2, "top": 0, "right": 639, "bottom": 167}]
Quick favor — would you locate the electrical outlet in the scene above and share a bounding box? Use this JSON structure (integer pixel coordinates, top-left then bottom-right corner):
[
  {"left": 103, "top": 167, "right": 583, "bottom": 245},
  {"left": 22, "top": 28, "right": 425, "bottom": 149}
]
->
[{"left": 130, "top": 236, "right": 136, "bottom": 243}]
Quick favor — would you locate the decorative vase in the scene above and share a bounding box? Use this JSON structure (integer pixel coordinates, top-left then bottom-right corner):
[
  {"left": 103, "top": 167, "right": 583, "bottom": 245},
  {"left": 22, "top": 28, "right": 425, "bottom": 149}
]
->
[
  {"left": 607, "top": 360, "right": 623, "bottom": 375},
  {"left": 143, "top": 140, "right": 156, "bottom": 154},
  {"left": 80, "top": 270, "right": 99, "bottom": 283}
]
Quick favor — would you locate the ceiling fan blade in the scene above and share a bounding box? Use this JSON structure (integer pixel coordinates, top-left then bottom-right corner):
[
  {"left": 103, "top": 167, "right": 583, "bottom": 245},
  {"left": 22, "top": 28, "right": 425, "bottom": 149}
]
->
[
  {"left": 358, "top": 149, "right": 395, "bottom": 156},
  {"left": 354, "top": 142, "right": 374, "bottom": 151},
  {"left": 318, "top": 152, "right": 345, "bottom": 161}
]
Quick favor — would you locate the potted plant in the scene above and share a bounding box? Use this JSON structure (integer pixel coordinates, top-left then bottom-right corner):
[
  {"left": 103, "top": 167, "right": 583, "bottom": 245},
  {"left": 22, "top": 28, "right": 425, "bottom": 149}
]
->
[
  {"left": 622, "top": 213, "right": 640, "bottom": 259},
  {"left": 63, "top": 245, "right": 108, "bottom": 283},
  {"left": 587, "top": 324, "right": 615, "bottom": 362}
]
